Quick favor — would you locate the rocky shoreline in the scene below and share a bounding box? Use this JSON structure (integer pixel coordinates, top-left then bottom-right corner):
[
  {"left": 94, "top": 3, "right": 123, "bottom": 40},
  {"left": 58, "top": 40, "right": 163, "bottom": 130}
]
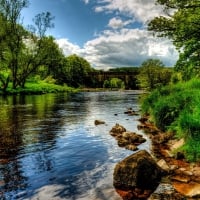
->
[
  {"left": 106, "top": 110, "right": 200, "bottom": 200},
  {"left": 138, "top": 116, "right": 200, "bottom": 199}
]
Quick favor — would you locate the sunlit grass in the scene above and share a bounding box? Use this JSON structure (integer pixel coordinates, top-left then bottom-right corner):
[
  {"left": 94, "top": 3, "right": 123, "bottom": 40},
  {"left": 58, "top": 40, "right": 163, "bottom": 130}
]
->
[
  {"left": 2, "top": 81, "right": 77, "bottom": 94},
  {"left": 141, "top": 78, "right": 200, "bottom": 161}
]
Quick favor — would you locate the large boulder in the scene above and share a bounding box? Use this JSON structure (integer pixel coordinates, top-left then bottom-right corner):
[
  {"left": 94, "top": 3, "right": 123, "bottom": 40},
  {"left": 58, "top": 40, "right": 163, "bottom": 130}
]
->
[{"left": 113, "top": 150, "right": 165, "bottom": 199}]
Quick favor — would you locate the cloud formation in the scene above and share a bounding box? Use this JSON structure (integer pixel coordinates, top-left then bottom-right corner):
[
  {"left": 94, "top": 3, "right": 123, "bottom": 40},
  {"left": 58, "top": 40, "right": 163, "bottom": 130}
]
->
[
  {"left": 108, "top": 17, "right": 133, "bottom": 29},
  {"left": 94, "top": 0, "right": 164, "bottom": 23},
  {"left": 56, "top": 0, "right": 178, "bottom": 69},
  {"left": 56, "top": 29, "right": 178, "bottom": 69}
]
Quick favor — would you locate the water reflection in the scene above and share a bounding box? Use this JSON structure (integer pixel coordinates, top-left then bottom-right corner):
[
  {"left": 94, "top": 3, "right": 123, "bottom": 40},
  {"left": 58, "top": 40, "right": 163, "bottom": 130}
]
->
[{"left": 0, "top": 91, "right": 148, "bottom": 200}]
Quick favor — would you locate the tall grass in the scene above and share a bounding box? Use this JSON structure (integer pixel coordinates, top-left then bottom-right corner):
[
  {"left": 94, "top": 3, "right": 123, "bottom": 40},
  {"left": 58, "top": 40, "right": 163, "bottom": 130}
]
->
[{"left": 141, "top": 78, "right": 200, "bottom": 161}]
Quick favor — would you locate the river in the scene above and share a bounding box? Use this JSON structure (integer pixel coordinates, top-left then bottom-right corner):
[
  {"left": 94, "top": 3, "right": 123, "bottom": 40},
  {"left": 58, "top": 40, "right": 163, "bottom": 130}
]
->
[{"left": 0, "top": 91, "right": 150, "bottom": 200}]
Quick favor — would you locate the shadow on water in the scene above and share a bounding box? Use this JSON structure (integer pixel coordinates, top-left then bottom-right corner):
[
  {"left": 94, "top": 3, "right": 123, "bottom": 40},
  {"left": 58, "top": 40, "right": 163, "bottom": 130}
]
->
[{"left": 0, "top": 91, "right": 146, "bottom": 200}]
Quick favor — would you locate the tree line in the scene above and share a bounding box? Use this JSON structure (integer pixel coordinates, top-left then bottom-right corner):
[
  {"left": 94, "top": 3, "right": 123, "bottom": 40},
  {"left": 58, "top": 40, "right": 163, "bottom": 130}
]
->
[
  {"left": 2, "top": 0, "right": 199, "bottom": 93},
  {"left": 0, "top": 0, "right": 95, "bottom": 93}
]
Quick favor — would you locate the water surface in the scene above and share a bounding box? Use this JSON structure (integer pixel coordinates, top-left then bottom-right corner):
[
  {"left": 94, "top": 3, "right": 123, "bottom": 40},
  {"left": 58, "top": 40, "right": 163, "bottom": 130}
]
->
[{"left": 0, "top": 91, "right": 150, "bottom": 200}]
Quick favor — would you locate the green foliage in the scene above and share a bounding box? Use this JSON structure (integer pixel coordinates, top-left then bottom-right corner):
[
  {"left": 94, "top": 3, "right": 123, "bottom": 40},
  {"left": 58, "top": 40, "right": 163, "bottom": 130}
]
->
[
  {"left": 3, "top": 81, "right": 76, "bottom": 95},
  {"left": 108, "top": 67, "right": 139, "bottom": 73},
  {"left": 43, "top": 76, "right": 56, "bottom": 84},
  {"left": 64, "top": 54, "right": 93, "bottom": 87},
  {"left": 137, "top": 59, "right": 172, "bottom": 90},
  {"left": 103, "top": 78, "right": 125, "bottom": 89},
  {"left": 142, "top": 78, "right": 200, "bottom": 161},
  {"left": 180, "top": 139, "right": 200, "bottom": 162},
  {"left": 149, "top": 0, "right": 200, "bottom": 79}
]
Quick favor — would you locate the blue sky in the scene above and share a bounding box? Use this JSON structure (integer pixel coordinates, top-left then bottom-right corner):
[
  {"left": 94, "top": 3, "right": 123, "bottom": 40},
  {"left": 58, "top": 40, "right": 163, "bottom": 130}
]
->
[{"left": 22, "top": 0, "right": 179, "bottom": 69}]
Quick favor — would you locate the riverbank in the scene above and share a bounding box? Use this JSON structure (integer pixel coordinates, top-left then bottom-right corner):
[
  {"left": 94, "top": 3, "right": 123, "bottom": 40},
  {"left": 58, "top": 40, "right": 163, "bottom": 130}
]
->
[
  {"left": 138, "top": 116, "right": 200, "bottom": 199},
  {"left": 141, "top": 78, "right": 200, "bottom": 162},
  {"left": 0, "top": 82, "right": 77, "bottom": 95}
]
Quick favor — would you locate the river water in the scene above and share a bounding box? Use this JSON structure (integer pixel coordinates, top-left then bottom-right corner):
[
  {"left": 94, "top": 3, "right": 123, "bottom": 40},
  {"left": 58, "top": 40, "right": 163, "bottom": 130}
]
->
[{"left": 0, "top": 91, "right": 150, "bottom": 200}]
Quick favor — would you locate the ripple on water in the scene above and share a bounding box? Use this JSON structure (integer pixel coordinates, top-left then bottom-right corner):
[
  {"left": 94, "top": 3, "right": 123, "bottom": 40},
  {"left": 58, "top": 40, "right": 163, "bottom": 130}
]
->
[{"left": 0, "top": 91, "right": 150, "bottom": 200}]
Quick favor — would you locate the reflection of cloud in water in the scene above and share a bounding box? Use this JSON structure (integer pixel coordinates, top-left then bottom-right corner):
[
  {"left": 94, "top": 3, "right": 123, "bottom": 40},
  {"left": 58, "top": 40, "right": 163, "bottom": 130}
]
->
[
  {"left": 0, "top": 92, "right": 151, "bottom": 199},
  {"left": 25, "top": 163, "right": 121, "bottom": 200}
]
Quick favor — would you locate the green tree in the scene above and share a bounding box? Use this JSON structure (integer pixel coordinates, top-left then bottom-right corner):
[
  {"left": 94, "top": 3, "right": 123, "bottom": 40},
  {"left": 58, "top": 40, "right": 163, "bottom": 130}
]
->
[
  {"left": 148, "top": 0, "right": 200, "bottom": 79},
  {"left": 0, "top": 0, "right": 29, "bottom": 89},
  {"left": 0, "top": 0, "right": 56, "bottom": 90},
  {"left": 15, "top": 12, "right": 55, "bottom": 88},
  {"left": 103, "top": 78, "right": 125, "bottom": 89},
  {"left": 64, "top": 54, "right": 93, "bottom": 87},
  {"left": 22, "top": 35, "right": 64, "bottom": 86},
  {"left": 0, "top": 13, "right": 10, "bottom": 92},
  {"left": 137, "top": 59, "right": 172, "bottom": 90}
]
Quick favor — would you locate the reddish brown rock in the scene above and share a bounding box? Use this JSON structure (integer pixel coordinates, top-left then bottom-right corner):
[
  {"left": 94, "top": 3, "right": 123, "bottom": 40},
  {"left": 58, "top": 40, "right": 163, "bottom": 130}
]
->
[{"left": 172, "top": 181, "right": 200, "bottom": 198}]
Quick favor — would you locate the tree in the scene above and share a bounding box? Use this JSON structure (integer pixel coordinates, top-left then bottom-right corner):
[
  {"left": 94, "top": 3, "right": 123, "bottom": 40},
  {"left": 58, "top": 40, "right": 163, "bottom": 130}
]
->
[
  {"left": 0, "top": 14, "right": 10, "bottom": 92},
  {"left": 137, "top": 59, "right": 172, "bottom": 90},
  {"left": 103, "top": 78, "right": 125, "bottom": 89},
  {"left": 15, "top": 12, "right": 55, "bottom": 88},
  {"left": 0, "top": 0, "right": 56, "bottom": 90},
  {"left": 0, "top": 0, "right": 29, "bottom": 89},
  {"left": 64, "top": 54, "right": 93, "bottom": 87},
  {"left": 148, "top": 0, "right": 200, "bottom": 79}
]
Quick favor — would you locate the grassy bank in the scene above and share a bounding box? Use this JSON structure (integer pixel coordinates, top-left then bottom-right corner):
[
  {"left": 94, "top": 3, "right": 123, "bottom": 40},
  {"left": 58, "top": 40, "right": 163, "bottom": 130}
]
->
[
  {"left": 0, "top": 81, "right": 78, "bottom": 95},
  {"left": 141, "top": 78, "right": 200, "bottom": 161}
]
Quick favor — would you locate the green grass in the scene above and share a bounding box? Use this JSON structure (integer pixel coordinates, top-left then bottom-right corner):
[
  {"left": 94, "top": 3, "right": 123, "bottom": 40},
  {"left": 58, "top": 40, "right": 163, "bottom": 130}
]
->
[
  {"left": 1, "top": 81, "right": 78, "bottom": 95},
  {"left": 141, "top": 78, "right": 200, "bottom": 161}
]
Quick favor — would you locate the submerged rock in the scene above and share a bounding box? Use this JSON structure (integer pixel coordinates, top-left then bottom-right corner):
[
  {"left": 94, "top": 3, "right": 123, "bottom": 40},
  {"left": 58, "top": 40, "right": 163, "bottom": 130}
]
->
[
  {"left": 94, "top": 120, "right": 105, "bottom": 125},
  {"left": 113, "top": 150, "right": 165, "bottom": 199}
]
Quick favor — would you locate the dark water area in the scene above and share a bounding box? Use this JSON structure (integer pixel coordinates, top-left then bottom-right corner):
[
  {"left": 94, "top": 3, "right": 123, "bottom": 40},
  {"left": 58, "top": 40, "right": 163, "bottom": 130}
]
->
[{"left": 0, "top": 91, "right": 150, "bottom": 200}]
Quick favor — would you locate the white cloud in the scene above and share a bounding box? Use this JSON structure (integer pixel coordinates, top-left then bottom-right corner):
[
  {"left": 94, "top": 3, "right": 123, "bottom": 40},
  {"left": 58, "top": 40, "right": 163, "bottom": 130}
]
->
[
  {"left": 56, "top": 0, "right": 178, "bottom": 70},
  {"left": 94, "top": 0, "right": 164, "bottom": 24},
  {"left": 56, "top": 38, "right": 82, "bottom": 56},
  {"left": 82, "top": 29, "right": 178, "bottom": 69},
  {"left": 108, "top": 17, "right": 133, "bottom": 29},
  {"left": 56, "top": 29, "right": 178, "bottom": 70}
]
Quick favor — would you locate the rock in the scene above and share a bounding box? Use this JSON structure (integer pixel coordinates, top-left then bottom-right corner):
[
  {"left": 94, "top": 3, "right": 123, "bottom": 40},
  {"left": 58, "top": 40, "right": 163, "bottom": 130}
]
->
[
  {"left": 138, "top": 116, "right": 148, "bottom": 123},
  {"left": 122, "top": 132, "right": 146, "bottom": 144},
  {"left": 113, "top": 150, "right": 164, "bottom": 199},
  {"left": 171, "top": 175, "right": 191, "bottom": 183},
  {"left": 110, "top": 123, "right": 126, "bottom": 135},
  {"left": 148, "top": 183, "right": 185, "bottom": 200},
  {"left": 117, "top": 138, "right": 130, "bottom": 147},
  {"left": 113, "top": 130, "right": 146, "bottom": 149},
  {"left": 193, "top": 167, "right": 200, "bottom": 176},
  {"left": 94, "top": 120, "right": 105, "bottom": 125},
  {"left": 122, "top": 131, "right": 135, "bottom": 139},
  {"left": 172, "top": 181, "right": 200, "bottom": 198},
  {"left": 125, "top": 144, "right": 138, "bottom": 151},
  {"left": 152, "top": 132, "right": 173, "bottom": 145},
  {"left": 157, "top": 159, "right": 170, "bottom": 173}
]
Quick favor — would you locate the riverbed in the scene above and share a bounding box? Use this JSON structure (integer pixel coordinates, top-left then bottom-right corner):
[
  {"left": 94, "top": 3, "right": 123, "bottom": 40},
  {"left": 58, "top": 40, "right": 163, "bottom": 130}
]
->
[{"left": 0, "top": 91, "right": 150, "bottom": 200}]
